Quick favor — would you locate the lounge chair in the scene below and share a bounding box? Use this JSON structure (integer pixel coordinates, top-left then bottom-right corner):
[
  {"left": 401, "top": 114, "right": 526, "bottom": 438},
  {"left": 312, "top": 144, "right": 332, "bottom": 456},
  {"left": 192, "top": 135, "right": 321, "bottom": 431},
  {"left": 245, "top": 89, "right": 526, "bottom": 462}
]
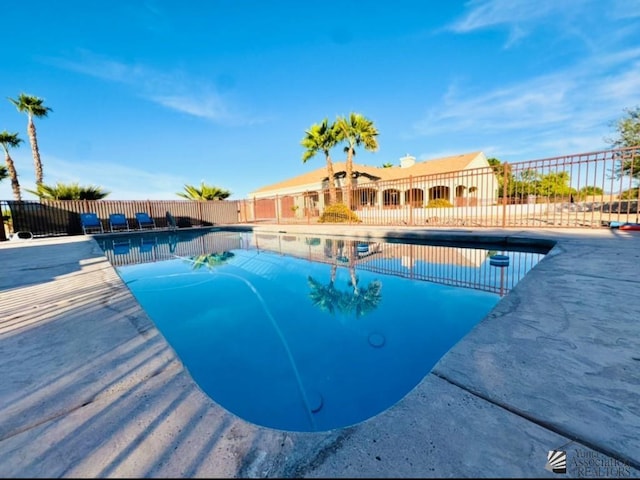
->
[
  {"left": 135, "top": 212, "right": 156, "bottom": 230},
  {"left": 140, "top": 237, "right": 157, "bottom": 253},
  {"left": 80, "top": 212, "right": 104, "bottom": 234},
  {"left": 113, "top": 239, "right": 131, "bottom": 255},
  {"left": 109, "top": 213, "right": 130, "bottom": 232},
  {"left": 166, "top": 211, "right": 177, "bottom": 230}
]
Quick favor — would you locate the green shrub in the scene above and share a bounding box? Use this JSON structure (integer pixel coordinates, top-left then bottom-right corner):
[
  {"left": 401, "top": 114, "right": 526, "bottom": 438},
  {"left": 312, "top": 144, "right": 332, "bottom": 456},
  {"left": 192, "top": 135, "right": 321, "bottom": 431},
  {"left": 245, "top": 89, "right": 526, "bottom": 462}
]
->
[
  {"left": 426, "top": 198, "right": 453, "bottom": 208},
  {"left": 620, "top": 187, "right": 639, "bottom": 200},
  {"left": 318, "top": 203, "right": 361, "bottom": 223}
]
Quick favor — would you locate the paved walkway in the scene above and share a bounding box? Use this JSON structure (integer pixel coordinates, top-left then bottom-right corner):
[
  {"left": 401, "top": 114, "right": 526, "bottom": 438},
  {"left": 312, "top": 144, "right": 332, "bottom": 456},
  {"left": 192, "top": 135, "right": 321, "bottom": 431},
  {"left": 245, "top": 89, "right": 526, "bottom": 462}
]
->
[{"left": 0, "top": 226, "right": 639, "bottom": 478}]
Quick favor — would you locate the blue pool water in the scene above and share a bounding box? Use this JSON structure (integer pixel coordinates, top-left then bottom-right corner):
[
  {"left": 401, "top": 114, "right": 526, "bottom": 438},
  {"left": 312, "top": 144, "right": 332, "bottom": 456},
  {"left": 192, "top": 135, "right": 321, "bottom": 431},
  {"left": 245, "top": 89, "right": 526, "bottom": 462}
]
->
[{"left": 98, "top": 228, "right": 546, "bottom": 432}]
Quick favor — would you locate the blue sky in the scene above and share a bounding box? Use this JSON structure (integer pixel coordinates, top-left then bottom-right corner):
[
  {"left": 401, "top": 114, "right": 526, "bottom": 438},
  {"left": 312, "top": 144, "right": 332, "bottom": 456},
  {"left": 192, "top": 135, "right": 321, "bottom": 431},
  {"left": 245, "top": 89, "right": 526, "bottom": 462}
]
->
[{"left": 1, "top": 0, "right": 639, "bottom": 200}]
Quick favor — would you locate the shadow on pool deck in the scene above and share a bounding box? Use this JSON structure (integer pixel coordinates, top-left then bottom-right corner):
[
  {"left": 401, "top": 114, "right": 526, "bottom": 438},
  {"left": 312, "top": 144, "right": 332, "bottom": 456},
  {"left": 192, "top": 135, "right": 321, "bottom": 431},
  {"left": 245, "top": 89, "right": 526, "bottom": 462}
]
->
[{"left": 0, "top": 227, "right": 639, "bottom": 478}]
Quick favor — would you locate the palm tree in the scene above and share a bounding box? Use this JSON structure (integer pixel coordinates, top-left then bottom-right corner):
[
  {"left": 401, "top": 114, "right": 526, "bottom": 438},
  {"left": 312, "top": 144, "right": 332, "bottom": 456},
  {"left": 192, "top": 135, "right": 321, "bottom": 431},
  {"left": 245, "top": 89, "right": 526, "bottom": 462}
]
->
[
  {"left": 301, "top": 118, "right": 339, "bottom": 205},
  {"left": 340, "top": 278, "right": 382, "bottom": 318},
  {"left": 341, "top": 240, "right": 383, "bottom": 317},
  {"left": 307, "top": 276, "right": 342, "bottom": 315},
  {"left": 0, "top": 131, "right": 24, "bottom": 200},
  {"left": 26, "top": 182, "right": 110, "bottom": 200},
  {"left": 308, "top": 238, "right": 342, "bottom": 315},
  {"left": 309, "top": 238, "right": 382, "bottom": 319},
  {"left": 177, "top": 182, "right": 232, "bottom": 201},
  {"left": 334, "top": 113, "right": 379, "bottom": 209},
  {"left": 8, "top": 93, "right": 52, "bottom": 187},
  {"left": 189, "top": 251, "right": 235, "bottom": 270}
]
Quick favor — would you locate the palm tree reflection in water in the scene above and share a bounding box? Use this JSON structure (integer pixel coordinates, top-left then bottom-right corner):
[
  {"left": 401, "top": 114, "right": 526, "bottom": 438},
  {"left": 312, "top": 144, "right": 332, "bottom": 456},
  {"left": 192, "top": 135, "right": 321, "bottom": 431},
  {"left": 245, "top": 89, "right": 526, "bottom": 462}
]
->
[
  {"left": 189, "top": 251, "right": 235, "bottom": 270},
  {"left": 309, "top": 239, "right": 382, "bottom": 318}
]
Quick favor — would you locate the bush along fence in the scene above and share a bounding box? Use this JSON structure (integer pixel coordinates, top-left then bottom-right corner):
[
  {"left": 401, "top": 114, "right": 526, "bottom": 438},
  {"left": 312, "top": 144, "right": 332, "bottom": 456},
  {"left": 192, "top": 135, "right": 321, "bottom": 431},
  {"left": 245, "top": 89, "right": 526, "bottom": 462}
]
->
[
  {"left": 1, "top": 199, "right": 241, "bottom": 239},
  {"left": 238, "top": 146, "right": 640, "bottom": 228}
]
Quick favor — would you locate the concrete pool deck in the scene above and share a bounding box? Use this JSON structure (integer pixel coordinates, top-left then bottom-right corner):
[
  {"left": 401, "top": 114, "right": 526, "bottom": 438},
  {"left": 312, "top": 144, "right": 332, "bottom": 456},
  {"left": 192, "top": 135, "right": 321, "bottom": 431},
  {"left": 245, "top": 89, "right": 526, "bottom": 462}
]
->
[{"left": 0, "top": 224, "right": 639, "bottom": 478}]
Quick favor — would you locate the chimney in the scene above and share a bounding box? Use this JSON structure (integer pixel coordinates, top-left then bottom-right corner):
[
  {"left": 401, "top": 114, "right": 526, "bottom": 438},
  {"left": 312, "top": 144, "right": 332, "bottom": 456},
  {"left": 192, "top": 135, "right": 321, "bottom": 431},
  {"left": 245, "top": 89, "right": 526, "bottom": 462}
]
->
[{"left": 400, "top": 154, "right": 416, "bottom": 168}]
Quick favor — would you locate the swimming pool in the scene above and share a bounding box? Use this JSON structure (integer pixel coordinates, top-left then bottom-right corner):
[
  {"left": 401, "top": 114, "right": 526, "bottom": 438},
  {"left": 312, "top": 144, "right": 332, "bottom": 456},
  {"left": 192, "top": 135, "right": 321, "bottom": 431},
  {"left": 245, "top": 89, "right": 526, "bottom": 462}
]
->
[{"left": 98, "top": 228, "right": 547, "bottom": 432}]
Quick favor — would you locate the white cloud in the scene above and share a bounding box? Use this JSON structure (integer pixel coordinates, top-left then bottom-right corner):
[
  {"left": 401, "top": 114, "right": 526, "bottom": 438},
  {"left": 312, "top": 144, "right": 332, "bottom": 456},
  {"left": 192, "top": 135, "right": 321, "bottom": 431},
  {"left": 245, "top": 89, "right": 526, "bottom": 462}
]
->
[
  {"left": 0, "top": 153, "right": 189, "bottom": 201},
  {"left": 410, "top": 42, "right": 640, "bottom": 160},
  {"left": 609, "top": 0, "right": 640, "bottom": 20},
  {"left": 449, "top": 0, "right": 561, "bottom": 33},
  {"left": 447, "top": 0, "right": 597, "bottom": 48},
  {"left": 43, "top": 50, "right": 255, "bottom": 125}
]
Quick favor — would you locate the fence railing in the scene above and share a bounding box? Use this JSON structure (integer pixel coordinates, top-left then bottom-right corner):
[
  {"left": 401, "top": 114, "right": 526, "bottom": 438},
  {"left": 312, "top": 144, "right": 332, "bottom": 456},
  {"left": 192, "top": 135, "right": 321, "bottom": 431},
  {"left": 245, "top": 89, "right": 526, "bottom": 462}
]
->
[
  {"left": 240, "top": 146, "right": 640, "bottom": 228},
  {"left": 97, "top": 229, "right": 546, "bottom": 297},
  {"left": 248, "top": 233, "right": 546, "bottom": 297},
  {"left": 1, "top": 199, "right": 241, "bottom": 239},
  {"left": 2, "top": 146, "right": 639, "bottom": 240}
]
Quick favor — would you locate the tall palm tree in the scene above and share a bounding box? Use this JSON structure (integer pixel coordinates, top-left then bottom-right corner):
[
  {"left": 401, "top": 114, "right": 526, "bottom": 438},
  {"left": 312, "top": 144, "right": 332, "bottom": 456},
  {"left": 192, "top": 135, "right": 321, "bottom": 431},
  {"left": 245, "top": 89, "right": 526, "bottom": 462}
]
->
[
  {"left": 334, "top": 113, "right": 379, "bottom": 209},
  {"left": 8, "top": 93, "right": 52, "bottom": 187},
  {"left": 0, "top": 131, "right": 24, "bottom": 201},
  {"left": 26, "top": 182, "right": 110, "bottom": 200},
  {"left": 177, "top": 182, "right": 232, "bottom": 201},
  {"left": 301, "top": 118, "right": 339, "bottom": 205}
]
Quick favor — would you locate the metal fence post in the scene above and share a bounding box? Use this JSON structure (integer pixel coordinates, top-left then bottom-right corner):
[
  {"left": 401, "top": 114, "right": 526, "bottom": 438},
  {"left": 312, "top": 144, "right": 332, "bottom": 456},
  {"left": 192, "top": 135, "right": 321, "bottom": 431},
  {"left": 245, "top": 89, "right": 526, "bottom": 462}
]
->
[
  {"left": 502, "top": 162, "right": 509, "bottom": 228},
  {"left": 409, "top": 175, "right": 414, "bottom": 226},
  {"left": 0, "top": 202, "right": 6, "bottom": 241}
]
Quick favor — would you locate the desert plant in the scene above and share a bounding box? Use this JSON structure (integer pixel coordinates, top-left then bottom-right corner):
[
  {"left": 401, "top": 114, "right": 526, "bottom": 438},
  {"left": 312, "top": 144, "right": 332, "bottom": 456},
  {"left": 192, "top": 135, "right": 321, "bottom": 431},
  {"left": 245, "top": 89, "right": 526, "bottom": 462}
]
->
[
  {"left": 620, "top": 187, "right": 639, "bottom": 200},
  {"left": 0, "top": 131, "right": 23, "bottom": 200},
  {"left": 334, "top": 113, "right": 379, "bottom": 209},
  {"left": 301, "top": 118, "right": 339, "bottom": 205},
  {"left": 26, "top": 182, "right": 110, "bottom": 200},
  {"left": 318, "top": 203, "right": 361, "bottom": 223},
  {"left": 177, "top": 182, "right": 231, "bottom": 201},
  {"left": 426, "top": 198, "right": 454, "bottom": 208}
]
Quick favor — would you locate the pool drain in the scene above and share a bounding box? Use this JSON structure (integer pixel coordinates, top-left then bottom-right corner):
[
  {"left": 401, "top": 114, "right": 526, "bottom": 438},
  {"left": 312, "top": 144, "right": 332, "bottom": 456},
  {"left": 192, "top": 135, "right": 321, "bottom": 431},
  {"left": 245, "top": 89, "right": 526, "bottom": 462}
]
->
[{"left": 368, "top": 332, "right": 386, "bottom": 348}]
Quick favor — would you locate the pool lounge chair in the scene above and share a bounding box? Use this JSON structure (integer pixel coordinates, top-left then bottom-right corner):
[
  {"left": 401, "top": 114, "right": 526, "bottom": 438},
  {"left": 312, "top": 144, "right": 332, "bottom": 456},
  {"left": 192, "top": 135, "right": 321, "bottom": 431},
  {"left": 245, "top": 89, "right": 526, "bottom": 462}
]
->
[
  {"left": 135, "top": 212, "right": 156, "bottom": 230},
  {"left": 113, "top": 239, "right": 131, "bottom": 255},
  {"left": 109, "top": 213, "right": 130, "bottom": 232},
  {"left": 166, "top": 211, "right": 177, "bottom": 230},
  {"left": 140, "top": 237, "right": 157, "bottom": 253},
  {"left": 80, "top": 212, "right": 104, "bottom": 235}
]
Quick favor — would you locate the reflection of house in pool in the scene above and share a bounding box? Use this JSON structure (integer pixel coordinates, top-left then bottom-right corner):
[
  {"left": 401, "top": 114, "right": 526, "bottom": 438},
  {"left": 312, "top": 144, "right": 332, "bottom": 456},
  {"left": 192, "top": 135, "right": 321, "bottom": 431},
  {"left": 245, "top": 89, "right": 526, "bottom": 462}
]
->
[
  {"left": 249, "top": 151, "right": 499, "bottom": 218},
  {"left": 364, "top": 243, "right": 485, "bottom": 269},
  {"left": 252, "top": 234, "right": 482, "bottom": 268},
  {"left": 245, "top": 233, "right": 543, "bottom": 297}
]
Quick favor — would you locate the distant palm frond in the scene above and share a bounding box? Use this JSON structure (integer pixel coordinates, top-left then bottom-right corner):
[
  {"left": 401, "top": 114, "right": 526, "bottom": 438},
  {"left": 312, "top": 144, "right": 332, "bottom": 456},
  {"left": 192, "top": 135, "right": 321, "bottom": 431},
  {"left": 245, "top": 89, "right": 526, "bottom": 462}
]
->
[
  {"left": 25, "top": 182, "right": 109, "bottom": 200},
  {"left": 177, "top": 182, "right": 232, "bottom": 201}
]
